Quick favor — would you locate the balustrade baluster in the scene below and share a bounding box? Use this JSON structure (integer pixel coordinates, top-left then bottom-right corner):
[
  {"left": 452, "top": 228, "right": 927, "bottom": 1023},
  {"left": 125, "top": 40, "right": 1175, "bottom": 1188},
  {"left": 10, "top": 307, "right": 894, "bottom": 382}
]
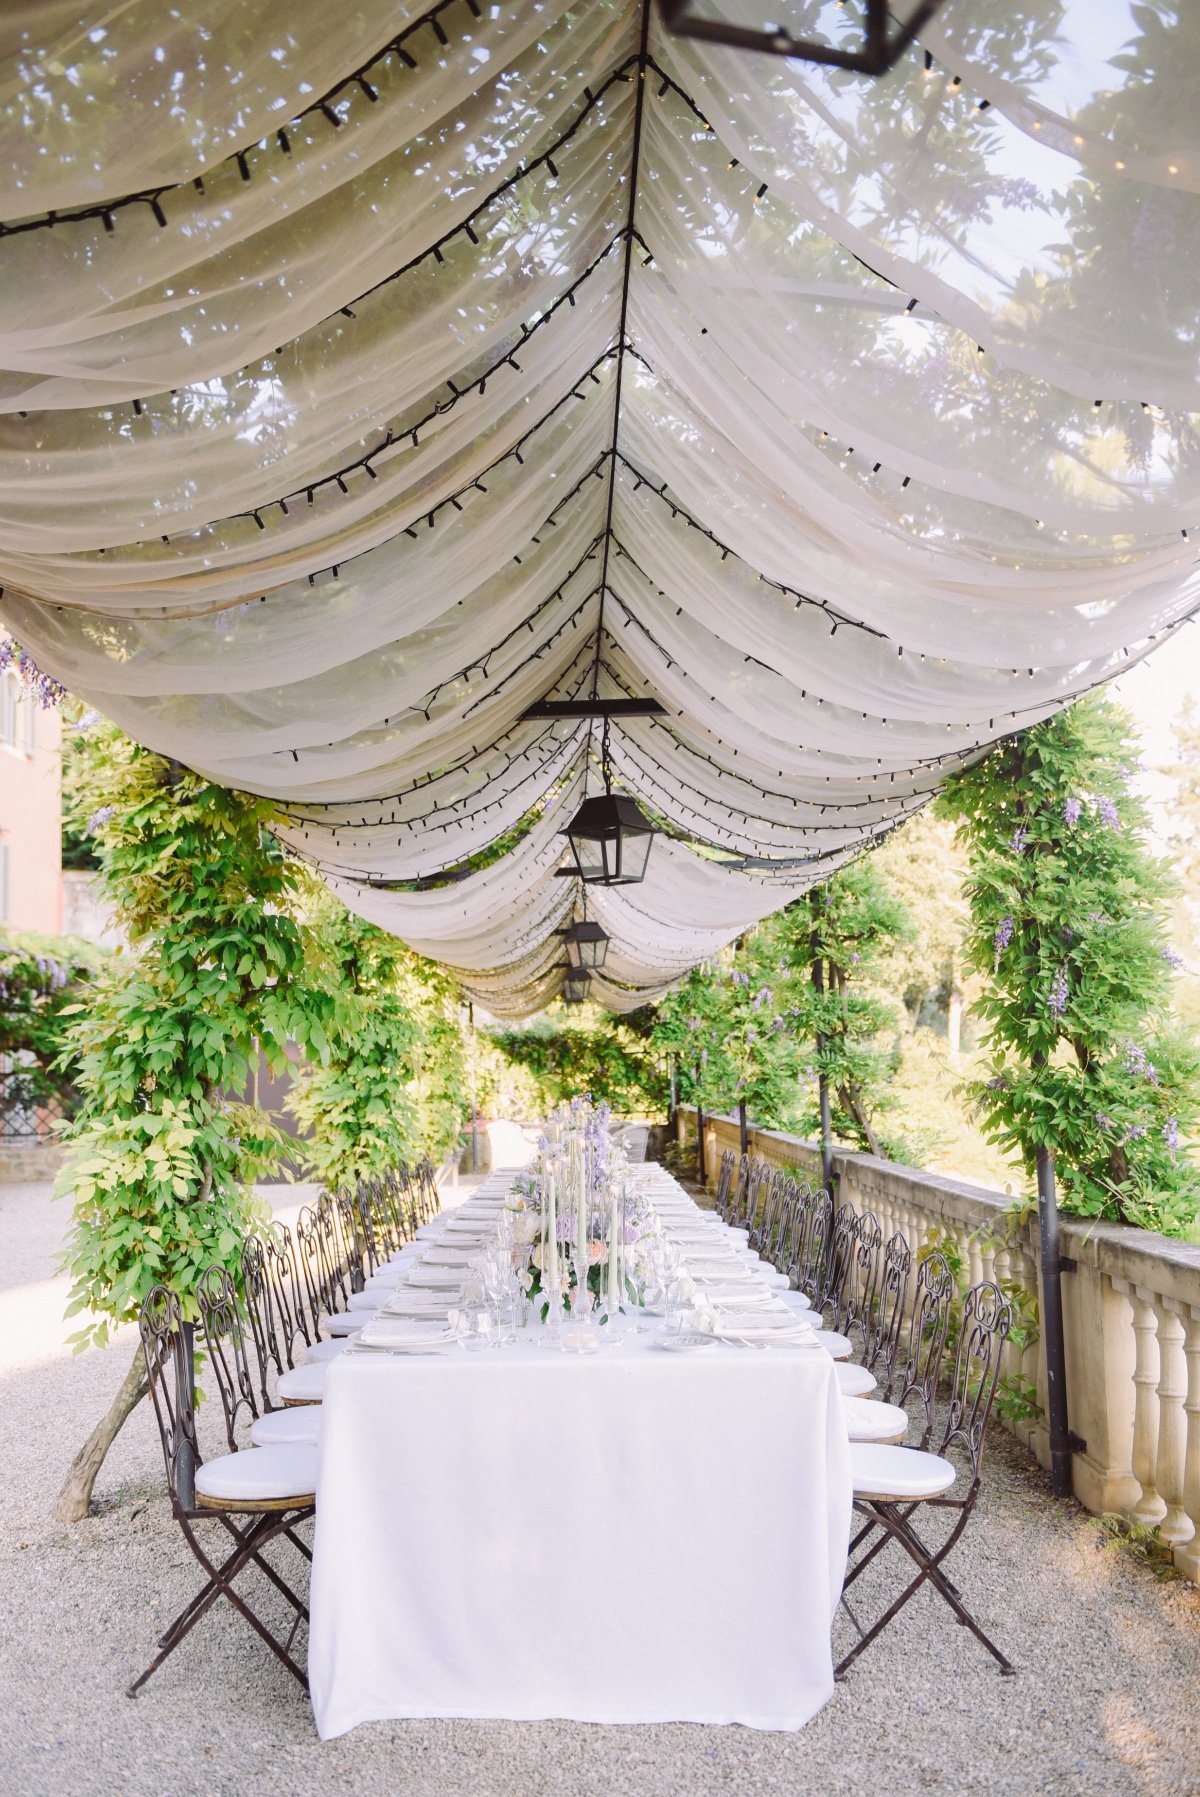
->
[
  {"left": 1176, "top": 1310, "right": 1200, "bottom": 1582},
  {"left": 1153, "top": 1301, "right": 1193, "bottom": 1549},
  {"left": 1128, "top": 1288, "right": 1167, "bottom": 1527}
]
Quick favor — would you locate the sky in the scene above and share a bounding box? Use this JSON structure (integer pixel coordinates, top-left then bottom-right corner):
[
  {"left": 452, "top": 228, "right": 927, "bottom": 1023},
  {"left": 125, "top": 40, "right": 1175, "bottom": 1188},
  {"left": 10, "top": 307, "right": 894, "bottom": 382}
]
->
[{"left": 1111, "top": 632, "right": 1200, "bottom": 847}]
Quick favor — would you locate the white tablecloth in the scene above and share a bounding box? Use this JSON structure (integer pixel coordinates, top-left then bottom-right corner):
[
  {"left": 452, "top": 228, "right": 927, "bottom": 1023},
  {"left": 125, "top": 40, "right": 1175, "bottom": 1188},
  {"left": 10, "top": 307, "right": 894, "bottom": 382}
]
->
[{"left": 308, "top": 1191, "right": 852, "bottom": 1737}]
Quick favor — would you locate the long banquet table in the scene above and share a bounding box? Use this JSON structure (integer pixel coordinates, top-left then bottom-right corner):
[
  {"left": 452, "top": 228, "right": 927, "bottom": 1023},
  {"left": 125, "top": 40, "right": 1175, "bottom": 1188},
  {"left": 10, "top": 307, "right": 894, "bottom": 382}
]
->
[{"left": 308, "top": 1167, "right": 851, "bottom": 1738}]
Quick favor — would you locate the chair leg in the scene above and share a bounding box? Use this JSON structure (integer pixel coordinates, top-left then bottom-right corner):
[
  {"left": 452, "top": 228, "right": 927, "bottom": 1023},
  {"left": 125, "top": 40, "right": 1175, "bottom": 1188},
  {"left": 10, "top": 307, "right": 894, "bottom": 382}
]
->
[
  {"left": 130, "top": 1509, "right": 312, "bottom": 1698},
  {"left": 134, "top": 1515, "right": 276, "bottom": 1692},
  {"left": 845, "top": 1500, "right": 963, "bottom": 1602},
  {"left": 835, "top": 1502, "right": 1013, "bottom": 1679}
]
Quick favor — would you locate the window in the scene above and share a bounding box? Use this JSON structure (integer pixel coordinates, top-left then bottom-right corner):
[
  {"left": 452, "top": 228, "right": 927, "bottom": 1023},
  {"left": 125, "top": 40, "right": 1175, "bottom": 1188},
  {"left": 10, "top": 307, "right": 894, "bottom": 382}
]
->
[
  {"left": 0, "top": 671, "right": 35, "bottom": 756},
  {"left": 0, "top": 671, "right": 17, "bottom": 749}
]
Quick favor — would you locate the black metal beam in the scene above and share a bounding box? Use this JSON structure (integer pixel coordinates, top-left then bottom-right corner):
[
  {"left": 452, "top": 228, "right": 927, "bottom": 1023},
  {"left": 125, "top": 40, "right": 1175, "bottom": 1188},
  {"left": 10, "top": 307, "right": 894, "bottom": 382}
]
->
[
  {"left": 519, "top": 697, "right": 665, "bottom": 720},
  {"left": 657, "top": 0, "right": 945, "bottom": 76}
]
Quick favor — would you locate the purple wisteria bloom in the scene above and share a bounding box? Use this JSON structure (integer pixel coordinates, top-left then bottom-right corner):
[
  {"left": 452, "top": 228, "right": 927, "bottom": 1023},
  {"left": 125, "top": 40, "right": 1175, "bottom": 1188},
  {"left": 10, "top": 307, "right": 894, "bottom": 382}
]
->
[
  {"left": 1164, "top": 1118, "right": 1180, "bottom": 1152},
  {"left": 86, "top": 805, "right": 116, "bottom": 834},
  {"left": 1063, "top": 797, "right": 1082, "bottom": 826},
  {"left": 1162, "top": 947, "right": 1184, "bottom": 970},
  {"left": 993, "top": 915, "right": 1015, "bottom": 969},
  {"left": 752, "top": 987, "right": 772, "bottom": 1011},
  {"left": 1122, "top": 1040, "right": 1160, "bottom": 1086},
  {"left": 1009, "top": 826, "right": 1029, "bottom": 853},
  {"left": 1048, "top": 968, "right": 1069, "bottom": 1017},
  {"left": 1095, "top": 1112, "right": 1114, "bottom": 1131},
  {"left": 1123, "top": 1124, "right": 1147, "bottom": 1143},
  {"left": 0, "top": 639, "right": 65, "bottom": 708},
  {"left": 1097, "top": 797, "right": 1121, "bottom": 831}
]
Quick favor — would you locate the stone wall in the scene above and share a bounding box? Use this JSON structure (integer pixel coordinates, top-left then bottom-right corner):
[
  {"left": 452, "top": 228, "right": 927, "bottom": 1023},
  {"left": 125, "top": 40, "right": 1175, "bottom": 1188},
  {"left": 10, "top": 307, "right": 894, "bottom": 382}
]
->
[
  {"left": 0, "top": 1142, "right": 65, "bottom": 1183},
  {"left": 676, "top": 1107, "right": 1200, "bottom": 1584}
]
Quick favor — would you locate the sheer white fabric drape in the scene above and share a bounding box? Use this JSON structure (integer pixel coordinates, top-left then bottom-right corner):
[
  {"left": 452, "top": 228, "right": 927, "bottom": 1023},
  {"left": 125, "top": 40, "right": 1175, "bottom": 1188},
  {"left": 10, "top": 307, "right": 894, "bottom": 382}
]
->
[{"left": 1, "top": 0, "right": 1197, "bottom": 1005}]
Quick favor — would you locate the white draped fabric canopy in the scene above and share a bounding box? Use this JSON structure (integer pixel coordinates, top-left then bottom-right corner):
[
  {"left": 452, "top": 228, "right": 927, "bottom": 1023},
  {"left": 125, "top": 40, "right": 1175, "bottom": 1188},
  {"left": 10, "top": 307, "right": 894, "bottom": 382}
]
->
[{"left": 2, "top": 1, "right": 1198, "bottom": 1011}]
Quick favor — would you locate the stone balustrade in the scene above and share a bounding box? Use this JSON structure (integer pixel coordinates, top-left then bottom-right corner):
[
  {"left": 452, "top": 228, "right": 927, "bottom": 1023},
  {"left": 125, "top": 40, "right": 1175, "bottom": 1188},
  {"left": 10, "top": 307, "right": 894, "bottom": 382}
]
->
[{"left": 676, "top": 1107, "right": 1200, "bottom": 1583}]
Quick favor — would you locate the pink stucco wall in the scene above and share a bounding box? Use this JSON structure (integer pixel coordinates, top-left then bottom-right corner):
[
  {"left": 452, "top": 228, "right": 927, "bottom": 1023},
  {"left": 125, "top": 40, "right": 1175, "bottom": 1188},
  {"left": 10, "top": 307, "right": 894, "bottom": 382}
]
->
[{"left": 0, "top": 675, "right": 62, "bottom": 934}]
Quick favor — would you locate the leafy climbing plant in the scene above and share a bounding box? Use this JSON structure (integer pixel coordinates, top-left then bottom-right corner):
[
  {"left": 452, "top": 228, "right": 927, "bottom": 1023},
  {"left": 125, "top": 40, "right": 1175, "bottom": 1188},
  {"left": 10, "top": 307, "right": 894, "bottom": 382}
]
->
[
  {"left": 56, "top": 722, "right": 345, "bottom": 1350},
  {"left": 940, "top": 695, "right": 1200, "bottom": 1236},
  {"left": 286, "top": 892, "right": 467, "bottom": 1184}
]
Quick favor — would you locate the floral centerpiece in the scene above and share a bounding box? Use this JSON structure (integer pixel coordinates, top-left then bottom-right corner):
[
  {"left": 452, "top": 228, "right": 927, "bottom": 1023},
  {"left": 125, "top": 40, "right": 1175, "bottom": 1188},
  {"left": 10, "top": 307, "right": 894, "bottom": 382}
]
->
[{"left": 507, "top": 1098, "right": 649, "bottom": 1321}]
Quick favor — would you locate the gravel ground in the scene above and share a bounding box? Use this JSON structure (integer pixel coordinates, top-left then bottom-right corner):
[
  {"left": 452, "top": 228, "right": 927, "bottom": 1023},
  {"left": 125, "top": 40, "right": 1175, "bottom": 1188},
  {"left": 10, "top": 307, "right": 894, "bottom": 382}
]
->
[{"left": 2, "top": 1175, "right": 1198, "bottom": 1797}]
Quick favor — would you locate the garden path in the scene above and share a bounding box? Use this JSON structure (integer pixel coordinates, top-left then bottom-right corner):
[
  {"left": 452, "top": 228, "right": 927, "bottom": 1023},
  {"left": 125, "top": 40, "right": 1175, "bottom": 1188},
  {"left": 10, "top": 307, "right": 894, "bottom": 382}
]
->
[{"left": 1, "top": 1177, "right": 1197, "bottom": 1797}]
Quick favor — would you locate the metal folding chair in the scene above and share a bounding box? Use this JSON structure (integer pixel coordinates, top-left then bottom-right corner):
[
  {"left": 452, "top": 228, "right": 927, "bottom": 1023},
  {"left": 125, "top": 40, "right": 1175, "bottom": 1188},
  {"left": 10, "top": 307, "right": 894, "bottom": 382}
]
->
[
  {"left": 837, "top": 1281, "right": 1014, "bottom": 1678},
  {"left": 128, "top": 1286, "right": 316, "bottom": 1698}
]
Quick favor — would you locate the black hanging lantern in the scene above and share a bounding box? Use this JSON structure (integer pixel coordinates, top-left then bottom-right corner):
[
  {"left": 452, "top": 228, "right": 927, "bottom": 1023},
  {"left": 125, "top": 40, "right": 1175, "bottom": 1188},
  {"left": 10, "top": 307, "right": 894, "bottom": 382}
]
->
[
  {"left": 563, "top": 965, "right": 592, "bottom": 1005},
  {"left": 562, "top": 792, "right": 656, "bottom": 886},
  {"left": 561, "top": 918, "right": 610, "bottom": 971},
  {"left": 658, "top": 0, "right": 946, "bottom": 76}
]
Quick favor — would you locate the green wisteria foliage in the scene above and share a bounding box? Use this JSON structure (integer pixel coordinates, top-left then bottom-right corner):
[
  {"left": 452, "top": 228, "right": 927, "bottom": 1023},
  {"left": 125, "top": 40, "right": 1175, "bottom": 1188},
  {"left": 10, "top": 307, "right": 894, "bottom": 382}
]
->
[
  {"left": 285, "top": 893, "right": 423, "bottom": 1189},
  {"left": 58, "top": 723, "right": 347, "bottom": 1348},
  {"left": 773, "top": 869, "right": 915, "bottom": 1159},
  {"left": 941, "top": 696, "right": 1200, "bottom": 1236},
  {"left": 287, "top": 892, "right": 467, "bottom": 1184}
]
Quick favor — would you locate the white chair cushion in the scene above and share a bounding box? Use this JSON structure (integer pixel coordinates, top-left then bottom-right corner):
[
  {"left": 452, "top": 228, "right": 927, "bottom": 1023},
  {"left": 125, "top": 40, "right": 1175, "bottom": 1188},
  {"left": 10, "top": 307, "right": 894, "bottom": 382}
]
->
[
  {"left": 277, "top": 1362, "right": 328, "bottom": 1405},
  {"left": 194, "top": 1443, "right": 317, "bottom": 1505},
  {"left": 250, "top": 1407, "right": 321, "bottom": 1448},
  {"left": 779, "top": 1290, "right": 812, "bottom": 1312},
  {"left": 813, "top": 1328, "right": 853, "bottom": 1361},
  {"left": 365, "top": 1271, "right": 400, "bottom": 1292},
  {"left": 843, "top": 1398, "right": 909, "bottom": 1444},
  {"left": 325, "top": 1313, "right": 368, "bottom": 1337},
  {"left": 303, "top": 1339, "right": 345, "bottom": 1363},
  {"left": 348, "top": 1289, "right": 385, "bottom": 1310},
  {"left": 851, "top": 1442, "right": 957, "bottom": 1502},
  {"left": 834, "top": 1362, "right": 877, "bottom": 1398}
]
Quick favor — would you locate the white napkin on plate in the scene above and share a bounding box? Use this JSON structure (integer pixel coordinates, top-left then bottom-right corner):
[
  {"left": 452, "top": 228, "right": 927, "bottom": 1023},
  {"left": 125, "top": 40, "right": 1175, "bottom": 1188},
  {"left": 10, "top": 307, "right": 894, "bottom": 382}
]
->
[
  {"left": 701, "top": 1285, "right": 775, "bottom": 1308},
  {"left": 357, "top": 1313, "right": 462, "bottom": 1348}
]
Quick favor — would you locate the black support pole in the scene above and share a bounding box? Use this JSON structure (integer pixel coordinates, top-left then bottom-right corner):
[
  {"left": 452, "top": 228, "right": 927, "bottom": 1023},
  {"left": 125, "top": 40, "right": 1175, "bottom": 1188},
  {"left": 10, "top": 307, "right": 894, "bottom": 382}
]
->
[
  {"left": 696, "top": 1096, "right": 706, "bottom": 1185},
  {"left": 809, "top": 891, "right": 834, "bottom": 1191},
  {"left": 1036, "top": 1144, "right": 1073, "bottom": 1499},
  {"left": 738, "top": 1097, "right": 749, "bottom": 1159},
  {"left": 817, "top": 1062, "right": 834, "bottom": 1192}
]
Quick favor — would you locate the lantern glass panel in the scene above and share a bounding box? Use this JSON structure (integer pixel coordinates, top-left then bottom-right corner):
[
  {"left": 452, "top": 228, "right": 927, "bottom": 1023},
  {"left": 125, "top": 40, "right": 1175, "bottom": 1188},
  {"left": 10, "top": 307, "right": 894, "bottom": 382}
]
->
[
  {"left": 563, "top": 794, "right": 657, "bottom": 887},
  {"left": 563, "top": 967, "right": 591, "bottom": 1004},
  {"left": 564, "top": 920, "right": 608, "bottom": 970}
]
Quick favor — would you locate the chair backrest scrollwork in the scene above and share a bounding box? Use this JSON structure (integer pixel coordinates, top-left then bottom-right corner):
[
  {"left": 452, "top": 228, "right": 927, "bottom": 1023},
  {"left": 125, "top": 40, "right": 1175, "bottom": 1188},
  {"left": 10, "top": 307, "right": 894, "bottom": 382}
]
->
[
  {"left": 197, "top": 1264, "right": 260, "bottom": 1451},
  {"left": 884, "top": 1249, "right": 956, "bottom": 1446},
  {"left": 939, "top": 1280, "right": 1013, "bottom": 1484},
  {"left": 865, "top": 1229, "right": 913, "bottom": 1378},
  {"left": 139, "top": 1286, "right": 200, "bottom": 1514}
]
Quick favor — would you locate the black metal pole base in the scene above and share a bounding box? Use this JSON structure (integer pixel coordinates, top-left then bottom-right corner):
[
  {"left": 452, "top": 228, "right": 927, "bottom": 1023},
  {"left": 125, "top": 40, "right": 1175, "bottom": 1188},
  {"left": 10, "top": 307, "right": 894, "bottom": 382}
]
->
[{"left": 1036, "top": 1146, "right": 1073, "bottom": 1500}]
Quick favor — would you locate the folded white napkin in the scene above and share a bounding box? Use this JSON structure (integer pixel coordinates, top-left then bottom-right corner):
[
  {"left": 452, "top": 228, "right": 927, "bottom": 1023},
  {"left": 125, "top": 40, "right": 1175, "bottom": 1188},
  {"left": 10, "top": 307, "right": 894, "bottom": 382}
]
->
[
  {"left": 403, "top": 1266, "right": 468, "bottom": 1290},
  {"left": 357, "top": 1313, "right": 462, "bottom": 1348},
  {"left": 701, "top": 1285, "right": 775, "bottom": 1308},
  {"left": 711, "top": 1313, "right": 815, "bottom": 1342},
  {"left": 381, "top": 1289, "right": 459, "bottom": 1314}
]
